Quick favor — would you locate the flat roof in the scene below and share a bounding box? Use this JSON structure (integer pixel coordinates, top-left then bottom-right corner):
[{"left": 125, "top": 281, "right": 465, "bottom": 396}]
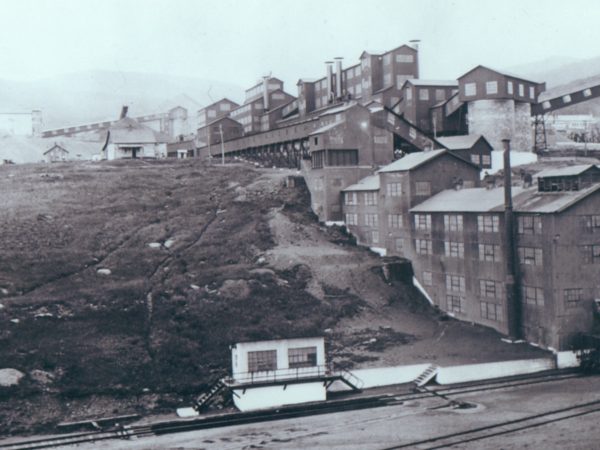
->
[
  {"left": 406, "top": 79, "right": 458, "bottom": 87},
  {"left": 535, "top": 164, "right": 598, "bottom": 178},
  {"left": 436, "top": 134, "right": 486, "bottom": 150}
]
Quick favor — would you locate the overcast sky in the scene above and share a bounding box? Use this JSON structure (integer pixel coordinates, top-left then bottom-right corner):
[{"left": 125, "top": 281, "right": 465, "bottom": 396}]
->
[{"left": 2, "top": 0, "right": 600, "bottom": 91}]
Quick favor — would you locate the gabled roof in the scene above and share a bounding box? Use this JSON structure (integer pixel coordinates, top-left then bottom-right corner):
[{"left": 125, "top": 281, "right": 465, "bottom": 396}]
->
[
  {"left": 436, "top": 134, "right": 491, "bottom": 150},
  {"left": 198, "top": 97, "right": 239, "bottom": 112},
  {"left": 410, "top": 183, "right": 600, "bottom": 214},
  {"left": 203, "top": 116, "right": 243, "bottom": 128},
  {"left": 297, "top": 78, "right": 318, "bottom": 85},
  {"left": 106, "top": 117, "right": 168, "bottom": 144},
  {"left": 342, "top": 174, "right": 380, "bottom": 192},
  {"left": 377, "top": 149, "right": 478, "bottom": 173},
  {"left": 535, "top": 164, "right": 599, "bottom": 178},
  {"left": 458, "top": 65, "right": 542, "bottom": 85}
]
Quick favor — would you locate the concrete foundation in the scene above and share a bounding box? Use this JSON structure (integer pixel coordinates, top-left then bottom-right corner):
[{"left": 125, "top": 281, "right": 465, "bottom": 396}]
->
[{"left": 467, "top": 99, "right": 533, "bottom": 152}]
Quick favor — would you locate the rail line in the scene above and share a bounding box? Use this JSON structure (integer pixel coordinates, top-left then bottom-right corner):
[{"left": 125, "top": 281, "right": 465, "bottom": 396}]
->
[
  {"left": 381, "top": 399, "right": 600, "bottom": 449},
  {"left": 0, "top": 370, "right": 584, "bottom": 449}
]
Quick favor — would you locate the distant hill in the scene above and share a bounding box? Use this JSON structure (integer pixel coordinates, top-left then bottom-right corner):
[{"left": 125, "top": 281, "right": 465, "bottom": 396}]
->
[
  {"left": 0, "top": 70, "right": 244, "bottom": 129},
  {"left": 507, "top": 55, "right": 600, "bottom": 115}
]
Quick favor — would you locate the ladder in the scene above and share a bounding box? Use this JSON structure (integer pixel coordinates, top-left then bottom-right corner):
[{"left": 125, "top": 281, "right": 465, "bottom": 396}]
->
[
  {"left": 336, "top": 369, "right": 364, "bottom": 391},
  {"left": 413, "top": 364, "right": 438, "bottom": 387}
]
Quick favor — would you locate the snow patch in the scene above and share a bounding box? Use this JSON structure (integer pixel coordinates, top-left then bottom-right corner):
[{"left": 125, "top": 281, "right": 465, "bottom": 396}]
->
[
  {"left": 488, "top": 150, "right": 537, "bottom": 174},
  {"left": 369, "top": 247, "right": 387, "bottom": 257}
]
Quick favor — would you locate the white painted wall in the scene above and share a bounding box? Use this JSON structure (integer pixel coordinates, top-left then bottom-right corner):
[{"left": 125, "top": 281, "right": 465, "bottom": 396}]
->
[
  {"left": 0, "top": 113, "right": 35, "bottom": 136},
  {"left": 436, "top": 358, "right": 555, "bottom": 385},
  {"left": 329, "top": 364, "right": 430, "bottom": 391},
  {"left": 232, "top": 382, "right": 326, "bottom": 411},
  {"left": 556, "top": 351, "right": 580, "bottom": 369}
]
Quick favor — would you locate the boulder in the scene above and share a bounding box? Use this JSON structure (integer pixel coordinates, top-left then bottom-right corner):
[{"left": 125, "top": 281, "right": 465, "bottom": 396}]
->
[
  {"left": 0, "top": 368, "right": 25, "bottom": 387},
  {"left": 219, "top": 279, "right": 251, "bottom": 300}
]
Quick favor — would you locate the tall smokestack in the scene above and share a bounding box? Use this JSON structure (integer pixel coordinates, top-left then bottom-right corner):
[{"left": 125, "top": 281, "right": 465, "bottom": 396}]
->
[
  {"left": 409, "top": 39, "right": 421, "bottom": 78},
  {"left": 502, "top": 139, "right": 522, "bottom": 341},
  {"left": 325, "top": 61, "right": 334, "bottom": 103},
  {"left": 334, "top": 57, "right": 343, "bottom": 100},
  {"left": 120, "top": 105, "right": 128, "bottom": 119},
  {"left": 262, "top": 76, "right": 270, "bottom": 110}
]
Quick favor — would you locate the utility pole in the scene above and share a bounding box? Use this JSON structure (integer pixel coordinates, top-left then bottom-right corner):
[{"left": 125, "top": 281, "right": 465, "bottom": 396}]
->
[
  {"left": 219, "top": 124, "right": 225, "bottom": 165},
  {"left": 207, "top": 124, "right": 212, "bottom": 165}
]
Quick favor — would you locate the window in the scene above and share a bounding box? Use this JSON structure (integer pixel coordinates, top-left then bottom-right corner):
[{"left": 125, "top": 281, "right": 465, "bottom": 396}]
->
[
  {"left": 523, "top": 286, "right": 544, "bottom": 306},
  {"left": 444, "top": 241, "right": 465, "bottom": 258},
  {"left": 477, "top": 215, "right": 499, "bottom": 233},
  {"left": 248, "top": 350, "right": 277, "bottom": 372},
  {"left": 396, "top": 54, "right": 414, "bottom": 63},
  {"left": 288, "top": 347, "right": 317, "bottom": 368},
  {"left": 372, "top": 230, "right": 380, "bottom": 244},
  {"left": 480, "top": 279, "right": 499, "bottom": 298},
  {"left": 565, "top": 288, "right": 583, "bottom": 307},
  {"left": 470, "top": 154, "right": 481, "bottom": 165},
  {"left": 388, "top": 213, "right": 402, "bottom": 228},
  {"left": 327, "top": 149, "right": 358, "bottom": 166},
  {"left": 311, "top": 150, "right": 324, "bottom": 169},
  {"left": 444, "top": 214, "right": 463, "bottom": 232},
  {"left": 481, "top": 302, "right": 503, "bottom": 321},
  {"left": 383, "top": 73, "right": 392, "bottom": 86},
  {"left": 518, "top": 215, "right": 542, "bottom": 235},
  {"left": 479, "top": 244, "right": 502, "bottom": 262},
  {"left": 481, "top": 154, "right": 491, "bottom": 166},
  {"left": 364, "top": 192, "right": 378, "bottom": 206},
  {"left": 518, "top": 246, "right": 543, "bottom": 266},
  {"left": 464, "top": 82, "right": 477, "bottom": 96},
  {"left": 485, "top": 81, "right": 498, "bottom": 94},
  {"left": 405, "top": 87, "right": 413, "bottom": 100},
  {"left": 208, "top": 109, "right": 217, "bottom": 118},
  {"left": 414, "top": 214, "right": 432, "bottom": 230},
  {"left": 355, "top": 84, "right": 363, "bottom": 95},
  {"left": 507, "top": 81, "right": 513, "bottom": 95},
  {"left": 415, "top": 238, "right": 432, "bottom": 255},
  {"left": 395, "top": 238, "right": 404, "bottom": 252},
  {"left": 447, "top": 294, "right": 464, "bottom": 313},
  {"left": 584, "top": 215, "right": 600, "bottom": 232},
  {"left": 435, "top": 89, "right": 446, "bottom": 101},
  {"left": 386, "top": 182, "right": 402, "bottom": 196},
  {"left": 344, "top": 192, "right": 357, "bottom": 205},
  {"left": 518, "top": 84, "right": 524, "bottom": 96},
  {"left": 365, "top": 213, "right": 378, "bottom": 227},
  {"left": 345, "top": 213, "right": 358, "bottom": 225},
  {"left": 419, "top": 89, "right": 430, "bottom": 101},
  {"left": 383, "top": 54, "right": 391, "bottom": 65},
  {"left": 422, "top": 271, "right": 433, "bottom": 286},
  {"left": 415, "top": 181, "right": 431, "bottom": 196},
  {"left": 446, "top": 274, "right": 465, "bottom": 293},
  {"left": 582, "top": 244, "right": 600, "bottom": 264}
]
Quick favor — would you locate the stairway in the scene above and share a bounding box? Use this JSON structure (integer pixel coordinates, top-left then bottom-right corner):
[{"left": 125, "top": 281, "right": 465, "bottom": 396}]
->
[
  {"left": 413, "top": 364, "right": 438, "bottom": 387},
  {"left": 194, "top": 379, "right": 226, "bottom": 410},
  {"left": 336, "top": 369, "right": 364, "bottom": 391}
]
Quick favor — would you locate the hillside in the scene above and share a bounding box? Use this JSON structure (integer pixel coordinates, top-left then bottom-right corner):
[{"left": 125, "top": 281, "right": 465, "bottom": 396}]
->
[
  {"left": 0, "top": 159, "right": 546, "bottom": 435},
  {"left": 0, "top": 71, "right": 244, "bottom": 129}
]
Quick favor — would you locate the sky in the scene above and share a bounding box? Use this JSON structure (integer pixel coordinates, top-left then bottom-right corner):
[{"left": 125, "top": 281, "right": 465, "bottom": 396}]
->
[{"left": 2, "top": 0, "right": 600, "bottom": 92}]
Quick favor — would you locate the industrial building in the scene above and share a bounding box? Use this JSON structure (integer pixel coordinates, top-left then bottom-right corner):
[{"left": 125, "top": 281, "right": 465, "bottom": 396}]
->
[{"left": 0, "top": 110, "right": 43, "bottom": 137}]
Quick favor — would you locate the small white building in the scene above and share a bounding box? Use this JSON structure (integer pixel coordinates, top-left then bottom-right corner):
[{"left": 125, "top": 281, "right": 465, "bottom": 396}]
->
[
  {"left": 102, "top": 117, "right": 168, "bottom": 160},
  {"left": 225, "top": 337, "right": 328, "bottom": 411}
]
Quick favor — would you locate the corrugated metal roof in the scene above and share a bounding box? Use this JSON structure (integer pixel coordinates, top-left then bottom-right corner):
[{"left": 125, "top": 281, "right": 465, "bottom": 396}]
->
[
  {"left": 411, "top": 183, "right": 600, "bottom": 214},
  {"left": 342, "top": 174, "right": 380, "bottom": 192},
  {"left": 309, "top": 122, "right": 343, "bottom": 136},
  {"left": 535, "top": 164, "right": 597, "bottom": 178},
  {"left": 377, "top": 150, "right": 446, "bottom": 172},
  {"left": 407, "top": 79, "right": 458, "bottom": 87},
  {"left": 437, "top": 134, "right": 484, "bottom": 150},
  {"left": 318, "top": 102, "right": 358, "bottom": 116}
]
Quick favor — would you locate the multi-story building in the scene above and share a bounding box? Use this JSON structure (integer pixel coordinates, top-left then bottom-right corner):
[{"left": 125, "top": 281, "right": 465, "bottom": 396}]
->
[
  {"left": 0, "top": 110, "right": 43, "bottom": 137},
  {"left": 409, "top": 164, "right": 600, "bottom": 350},
  {"left": 397, "top": 79, "right": 458, "bottom": 133},
  {"left": 197, "top": 98, "right": 240, "bottom": 129},
  {"left": 342, "top": 150, "right": 481, "bottom": 254}
]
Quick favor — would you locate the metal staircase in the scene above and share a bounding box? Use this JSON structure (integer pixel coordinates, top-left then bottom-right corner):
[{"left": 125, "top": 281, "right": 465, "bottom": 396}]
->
[
  {"left": 413, "top": 364, "right": 438, "bottom": 387},
  {"left": 334, "top": 369, "right": 364, "bottom": 391},
  {"left": 193, "top": 378, "right": 226, "bottom": 410}
]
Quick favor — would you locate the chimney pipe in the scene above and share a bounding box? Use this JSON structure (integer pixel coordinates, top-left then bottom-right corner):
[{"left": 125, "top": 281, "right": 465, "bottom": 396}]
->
[
  {"left": 502, "top": 139, "right": 522, "bottom": 341},
  {"left": 262, "top": 76, "right": 270, "bottom": 111},
  {"left": 325, "top": 61, "right": 334, "bottom": 103},
  {"left": 120, "top": 106, "right": 128, "bottom": 119},
  {"left": 334, "top": 57, "right": 343, "bottom": 100}
]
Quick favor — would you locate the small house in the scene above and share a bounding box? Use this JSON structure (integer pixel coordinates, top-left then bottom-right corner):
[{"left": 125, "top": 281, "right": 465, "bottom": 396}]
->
[{"left": 102, "top": 117, "right": 168, "bottom": 160}]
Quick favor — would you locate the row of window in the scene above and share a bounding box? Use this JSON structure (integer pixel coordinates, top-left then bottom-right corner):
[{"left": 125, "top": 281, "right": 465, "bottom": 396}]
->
[
  {"left": 463, "top": 80, "right": 535, "bottom": 99},
  {"left": 247, "top": 346, "right": 317, "bottom": 372},
  {"left": 312, "top": 149, "right": 359, "bottom": 169},
  {"left": 413, "top": 213, "right": 543, "bottom": 235}
]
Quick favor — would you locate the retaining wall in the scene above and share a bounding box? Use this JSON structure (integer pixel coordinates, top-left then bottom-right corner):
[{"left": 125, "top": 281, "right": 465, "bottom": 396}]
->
[{"left": 435, "top": 358, "right": 555, "bottom": 385}]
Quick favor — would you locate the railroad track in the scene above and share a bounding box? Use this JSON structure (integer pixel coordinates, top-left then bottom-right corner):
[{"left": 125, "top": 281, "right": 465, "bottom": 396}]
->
[
  {"left": 0, "top": 370, "right": 584, "bottom": 449},
  {"left": 381, "top": 399, "right": 600, "bottom": 449}
]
